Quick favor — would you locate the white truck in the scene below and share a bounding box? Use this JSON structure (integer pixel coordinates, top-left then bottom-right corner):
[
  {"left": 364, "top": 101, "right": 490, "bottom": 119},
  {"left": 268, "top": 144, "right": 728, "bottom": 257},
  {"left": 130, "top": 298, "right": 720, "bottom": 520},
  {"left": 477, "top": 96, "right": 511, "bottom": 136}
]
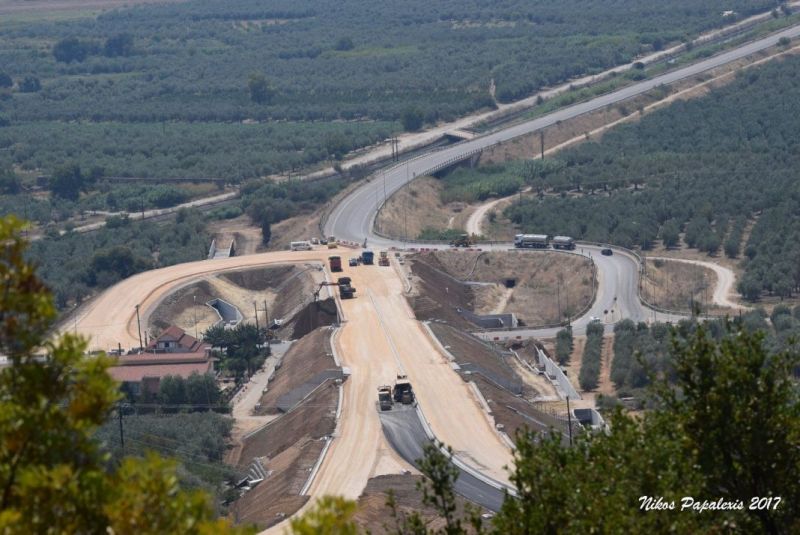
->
[{"left": 290, "top": 241, "right": 312, "bottom": 251}]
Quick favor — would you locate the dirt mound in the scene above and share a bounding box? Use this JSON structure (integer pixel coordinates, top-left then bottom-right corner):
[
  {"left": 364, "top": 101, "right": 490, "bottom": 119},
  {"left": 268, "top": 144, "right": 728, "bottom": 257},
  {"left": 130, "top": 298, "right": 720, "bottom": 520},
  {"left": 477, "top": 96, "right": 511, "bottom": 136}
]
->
[
  {"left": 353, "top": 474, "right": 475, "bottom": 532},
  {"left": 148, "top": 280, "right": 218, "bottom": 334},
  {"left": 220, "top": 265, "right": 298, "bottom": 291},
  {"left": 237, "top": 381, "right": 336, "bottom": 466},
  {"left": 412, "top": 250, "right": 594, "bottom": 326},
  {"left": 429, "top": 323, "right": 528, "bottom": 395},
  {"left": 407, "top": 257, "right": 475, "bottom": 330},
  {"left": 283, "top": 298, "right": 338, "bottom": 340},
  {"left": 256, "top": 328, "right": 337, "bottom": 415},
  {"left": 230, "top": 442, "right": 318, "bottom": 528}
]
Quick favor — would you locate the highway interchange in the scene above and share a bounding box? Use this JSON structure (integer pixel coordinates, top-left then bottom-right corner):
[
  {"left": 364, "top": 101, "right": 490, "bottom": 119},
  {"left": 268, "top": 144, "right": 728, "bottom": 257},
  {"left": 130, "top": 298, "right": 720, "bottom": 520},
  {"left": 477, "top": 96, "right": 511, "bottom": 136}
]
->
[{"left": 66, "top": 23, "right": 800, "bottom": 531}]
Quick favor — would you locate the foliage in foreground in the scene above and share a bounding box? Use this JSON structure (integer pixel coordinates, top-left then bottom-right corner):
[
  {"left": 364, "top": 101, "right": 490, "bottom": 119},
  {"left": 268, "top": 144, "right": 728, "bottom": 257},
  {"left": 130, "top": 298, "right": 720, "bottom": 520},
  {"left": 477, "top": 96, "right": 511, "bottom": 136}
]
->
[
  {"left": 294, "top": 323, "right": 800, "bottom": 534},
  {"left": 0, "top": 215, "right": 250, "bottom": 533}
]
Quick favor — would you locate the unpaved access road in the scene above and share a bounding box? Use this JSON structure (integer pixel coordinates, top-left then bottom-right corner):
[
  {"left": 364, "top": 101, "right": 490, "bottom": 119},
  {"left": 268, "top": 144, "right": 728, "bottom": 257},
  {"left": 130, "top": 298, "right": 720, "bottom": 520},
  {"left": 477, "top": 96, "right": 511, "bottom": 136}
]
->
[
  {"left": 649, "top": 257, "right": 748, "bottom": 311},
  {"left": 66, "top": 247, "right": 512, "bottom": 531}
]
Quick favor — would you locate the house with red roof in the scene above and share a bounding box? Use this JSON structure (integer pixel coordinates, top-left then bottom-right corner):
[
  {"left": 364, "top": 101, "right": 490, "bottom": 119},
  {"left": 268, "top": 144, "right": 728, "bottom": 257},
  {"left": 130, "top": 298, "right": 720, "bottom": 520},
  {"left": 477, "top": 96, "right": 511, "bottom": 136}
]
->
[{"left": 109, "top": 326, "right": 213, "bottom": 398}]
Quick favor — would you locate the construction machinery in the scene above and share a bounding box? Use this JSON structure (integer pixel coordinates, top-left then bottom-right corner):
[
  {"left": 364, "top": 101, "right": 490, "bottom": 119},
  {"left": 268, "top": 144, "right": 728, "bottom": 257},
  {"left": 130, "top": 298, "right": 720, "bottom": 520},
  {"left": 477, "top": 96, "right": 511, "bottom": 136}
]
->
[
  {"left": 337, "top": 276, "right": 356, "bottom": 299},
  {"left": 362, "top": 250, "right": 374, "bottom": 265},
  {"left": 393, "top": 375, "right": 414, "bottom": 405},
  {"left": 379, "top": 251, "right": 390, "bottom": 266},
  {"left": 327, "top": 236, "right": 338, "bottom": 249},
  {"left": 329, "top": 255, "right": 342, "bottom": 272},
  {"left": 376, "top": 375, "right": 415, "bottom": 411},
  {"left": 377, "top": 385, "right": 393, "bottom": 411},
  {"left": 450, "top": 233, "right": 472, "bottom": 247},
  {"left": 314, "top": 278, "right": 356, "bottom": 301}
]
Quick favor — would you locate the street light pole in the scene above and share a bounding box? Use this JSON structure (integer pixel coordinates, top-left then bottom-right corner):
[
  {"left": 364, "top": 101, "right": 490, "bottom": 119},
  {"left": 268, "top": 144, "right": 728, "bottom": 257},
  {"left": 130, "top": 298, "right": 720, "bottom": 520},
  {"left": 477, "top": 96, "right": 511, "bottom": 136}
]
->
[{"left": 134, "top": 304, "right": 143, "bottom": 350}]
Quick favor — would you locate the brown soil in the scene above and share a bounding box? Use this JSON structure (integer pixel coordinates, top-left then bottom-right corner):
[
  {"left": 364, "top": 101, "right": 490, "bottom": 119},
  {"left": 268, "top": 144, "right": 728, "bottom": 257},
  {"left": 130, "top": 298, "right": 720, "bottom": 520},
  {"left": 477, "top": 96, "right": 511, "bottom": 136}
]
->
[
  {"left": 353, "top": 474, "right": 475, "bottom": 532},
  {"left": 407, "top": 258, "right": 475, "bottom": 330},
  {"left": 411, "top": 250, "right": 594, "bottom": 326},
  {"left": 472, "top": 375, "right": 569, "bottom": 440},
  {"left": 284, "top": 298, "right": 338, "bottom": 340},
  {"left": 207, "top": 215, "right": 263, "bottom": 257},
  {"left": 429, "top": 322, "right": 530, "bottom": 397},
  {"left": 642, "top": 258, "right": 717, "bottom": 314},
  {"left": 375, "top": 176, "right": 473, "bottom": 239},
  {"left": 229, "top": 441, "right": 319, "bottom": 528},
  {"left": 147, "top": 280, "right": 219, "bottom": 336},
  {"left": 255, "top": 328, "right": 336, "bottom": 415},
  {"left": 234, "top": 380, "right": 337, "bottom": 468},
  {"left": 147, "top": 264, "right": 320, "bottom": 337}
]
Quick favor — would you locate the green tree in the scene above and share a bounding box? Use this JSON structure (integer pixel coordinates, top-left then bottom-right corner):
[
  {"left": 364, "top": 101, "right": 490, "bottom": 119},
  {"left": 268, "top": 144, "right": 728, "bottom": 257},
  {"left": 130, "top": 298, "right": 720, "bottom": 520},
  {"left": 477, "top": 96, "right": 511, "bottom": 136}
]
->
[
  {"left": 248, "top": 73, "right": 275, "bottom": 105},
  {"left": 334, "top": 37, "right": 355, "bottom": 51},
  {"left": 18, "top": 76, "right": 40, "bottom": 93},
  {"left": 0, "top": 216, "right": 249, "bottom": 534},
  {"left": 53, "top": 37, "right": 96, "bottom": 63},
  {"left": 261, "top": 219, "right": 271, "bottom": 245},
  {"left": 185, "top": 372, "right": 221, "bottom": 406},
  {"left": 401, "top": 107, "right": 424, "bottom": 132},
  {"left": 0, "top": 72, "right": 11, "bottom": 88},
  {"left": 158, "top": 375, "right": 187, "bottom": 405},
  {"left": 49, "top": 163, "right": 86, "bottom": 201},
  {"left": 104, "top": 34, "right": 134, "bottom": 57}
]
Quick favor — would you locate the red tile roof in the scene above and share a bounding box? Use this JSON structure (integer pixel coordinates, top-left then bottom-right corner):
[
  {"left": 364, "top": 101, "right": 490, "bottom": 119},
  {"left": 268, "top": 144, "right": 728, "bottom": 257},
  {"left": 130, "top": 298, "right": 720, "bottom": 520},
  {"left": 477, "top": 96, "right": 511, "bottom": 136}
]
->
[
  {"left": 109, "top": 360, "right": 213, "bottom": 383},
  {"left": 146, "top": 325, "right": 209, "bottom": 354}
]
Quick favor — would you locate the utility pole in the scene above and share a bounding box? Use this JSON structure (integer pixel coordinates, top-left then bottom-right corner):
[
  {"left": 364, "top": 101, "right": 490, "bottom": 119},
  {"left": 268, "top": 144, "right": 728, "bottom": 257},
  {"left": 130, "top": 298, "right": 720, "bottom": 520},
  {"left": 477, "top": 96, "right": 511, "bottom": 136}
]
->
[
  {"left": 193, "top": 295, "right": 198, "bottom": 339},
  {"left": 135, "top": 304, "right": 143, "bottom": 350},
  {"left": 566, "top": 396, "right": 573, "bottom": 446},
  {"left": 118, "top": 404, "right": 125, "bottom": 454},
  {"left": 253, "top": 301, "right": 260, "bottom": 332},
  {"left": 263, "top": 300, "right": 271, "bottom": 348},
  {"left": 540, "top": 131, "right": 545, "bottom": 160}
]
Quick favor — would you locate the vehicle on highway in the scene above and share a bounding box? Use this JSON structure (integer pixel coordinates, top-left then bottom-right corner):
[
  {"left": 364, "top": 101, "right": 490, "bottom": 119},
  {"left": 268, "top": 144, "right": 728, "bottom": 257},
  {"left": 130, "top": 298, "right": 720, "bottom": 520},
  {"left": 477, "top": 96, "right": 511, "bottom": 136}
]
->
[
  {"left": 514, "top": 234, "right": 549, "bottom": 248},
  {"left": 601, "top": 248, "right": 613, "bottom": 256},
  {"left": 290, "top": 240, "right": 312, "bottom": 251},
  {"left": 329, "top": 255, "right": 342, "bottom": 272},
  {"left": 377, "top": 386, "right": 393, "bottom": 411},
  {"left": 552, "top": 236, "right": 576, "bottom": 250},
  {"left": 393, "top": 375, "right": 415, "bottom": 405},
  {"left": 349, "top": 257, "right": 359, "bottom": 267},
  {"left": 450, "top": 233, "right": 472, "bottom": 247},
  {"left": 362, "top": 250, "right": 374, "bottom": 265},
  {"left": 327, "top": 240, "right": 338, "bottom": 249},
  {"left": 379, "top": 251, "right": 390, "bottom": 266}
]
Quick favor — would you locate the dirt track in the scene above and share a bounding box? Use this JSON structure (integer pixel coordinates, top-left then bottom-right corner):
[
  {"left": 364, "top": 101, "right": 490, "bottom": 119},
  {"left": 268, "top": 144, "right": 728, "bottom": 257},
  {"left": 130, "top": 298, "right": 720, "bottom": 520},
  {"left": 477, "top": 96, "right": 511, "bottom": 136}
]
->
[{"left": 68, "top": 246, "right": 512, "bottom": 531}]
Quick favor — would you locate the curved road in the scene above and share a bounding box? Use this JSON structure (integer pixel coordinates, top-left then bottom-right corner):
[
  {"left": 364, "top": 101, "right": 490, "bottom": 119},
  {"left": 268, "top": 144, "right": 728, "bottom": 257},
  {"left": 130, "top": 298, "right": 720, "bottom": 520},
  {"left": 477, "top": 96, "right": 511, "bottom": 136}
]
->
[{"left": 324, "top": 24, "right": 800, "bottom": 336}]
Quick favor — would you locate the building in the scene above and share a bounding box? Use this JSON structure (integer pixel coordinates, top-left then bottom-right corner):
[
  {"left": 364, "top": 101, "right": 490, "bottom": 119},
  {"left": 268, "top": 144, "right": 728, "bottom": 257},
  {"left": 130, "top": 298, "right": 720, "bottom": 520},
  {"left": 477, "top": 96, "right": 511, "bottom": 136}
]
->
[{"left": 108, "top": 326, "right": 213, "bottom": 397}]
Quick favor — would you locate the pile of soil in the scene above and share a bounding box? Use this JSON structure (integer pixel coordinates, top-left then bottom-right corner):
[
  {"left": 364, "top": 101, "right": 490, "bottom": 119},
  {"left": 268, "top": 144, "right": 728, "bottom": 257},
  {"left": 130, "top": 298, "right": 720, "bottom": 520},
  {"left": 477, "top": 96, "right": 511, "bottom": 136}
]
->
[
  {"left": 148, "top": 280, "right": 218, "bottom": 334},
  {"left": 407, "top": 257, "right": 475, "bottom": 330},
  {"left": 353, "top": 474, "right": 475, "bottom": 532},
  {"left": 256, "top": 328, "right": 337, "bottom": 415},
  {"left": 220, "top": 265, "right": 298, "bottom": 292},
  {"left": 284, "top": 298, "right": 338, "bottom": 340}
]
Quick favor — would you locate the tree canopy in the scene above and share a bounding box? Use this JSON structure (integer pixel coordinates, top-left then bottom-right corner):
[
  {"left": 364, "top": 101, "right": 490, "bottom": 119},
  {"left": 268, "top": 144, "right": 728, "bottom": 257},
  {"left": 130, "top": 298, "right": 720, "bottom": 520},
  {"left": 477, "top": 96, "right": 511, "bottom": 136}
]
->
[{"left": 0, "top": 215, "right": 250, "bottom": 533}]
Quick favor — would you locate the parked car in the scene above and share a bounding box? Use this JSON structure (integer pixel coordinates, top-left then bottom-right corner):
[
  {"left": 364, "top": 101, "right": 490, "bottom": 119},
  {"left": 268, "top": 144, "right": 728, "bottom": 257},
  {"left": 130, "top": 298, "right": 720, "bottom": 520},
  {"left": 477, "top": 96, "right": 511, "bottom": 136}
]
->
[
  {"left": 349, "top": 257, "right": 359, "bottom": 267},
  {"left": 601, "top": 248, "right": 613, "bottom": 256}
]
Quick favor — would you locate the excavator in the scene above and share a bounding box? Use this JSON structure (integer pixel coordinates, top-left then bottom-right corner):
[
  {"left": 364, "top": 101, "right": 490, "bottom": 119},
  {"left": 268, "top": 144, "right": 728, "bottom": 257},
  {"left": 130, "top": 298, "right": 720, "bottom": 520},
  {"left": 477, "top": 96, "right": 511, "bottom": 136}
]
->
[{"left": 313, "top": 279, "right": 356, "bottom": 301}]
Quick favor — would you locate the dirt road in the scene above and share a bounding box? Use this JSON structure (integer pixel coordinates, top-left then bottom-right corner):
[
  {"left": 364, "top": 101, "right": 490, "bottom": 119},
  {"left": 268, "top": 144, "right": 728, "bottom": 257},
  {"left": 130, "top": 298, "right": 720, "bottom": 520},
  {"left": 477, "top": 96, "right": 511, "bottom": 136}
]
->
[{"left": 649, "top": 257, "right": 747, "bottom": 310}]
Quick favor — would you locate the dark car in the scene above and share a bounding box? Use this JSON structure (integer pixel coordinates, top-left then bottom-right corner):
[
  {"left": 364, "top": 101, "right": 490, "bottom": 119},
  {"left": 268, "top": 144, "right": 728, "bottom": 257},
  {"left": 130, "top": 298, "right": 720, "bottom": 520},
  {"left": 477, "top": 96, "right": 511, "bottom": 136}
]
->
[
  {"left": 349, "top": 257, "right": 358, "bottom": 267},
  {"left": 601, "top": 248, "right": 613, "bottom": 256}
]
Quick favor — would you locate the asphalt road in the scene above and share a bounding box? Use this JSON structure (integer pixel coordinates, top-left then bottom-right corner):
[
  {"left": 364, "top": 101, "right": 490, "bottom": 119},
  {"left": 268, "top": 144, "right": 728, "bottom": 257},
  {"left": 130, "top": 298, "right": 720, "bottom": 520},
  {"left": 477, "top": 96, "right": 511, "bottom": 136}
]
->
[
  {"left": 379, "top": 405, "right": 506, "bottom": 512},
  {"left": 323, "top": 24, "right": 800, "bottom": 337}
]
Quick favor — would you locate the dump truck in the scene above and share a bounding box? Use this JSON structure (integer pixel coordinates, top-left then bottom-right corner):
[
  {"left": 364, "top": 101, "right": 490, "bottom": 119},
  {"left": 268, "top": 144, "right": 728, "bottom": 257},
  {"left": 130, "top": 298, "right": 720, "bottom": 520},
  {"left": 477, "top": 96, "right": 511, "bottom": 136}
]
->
[
  {"left": 337, "top": 276, "right": 355, "bottom": 299},
  {"left": 450, "top": 233, "right": 472, "bottom": 247},
  {"left": 329, "top": 255, "right": 342, "bottom": 272},
  {"left": 393, "top": 375, "right": 414, "bottom": 405},
  {"left": 379, "top": 251, "right": 390, "bottom": 266},
  {"left": 514, "top": 234, "right": 549, "bottom": 248},
  {"left": 377, "top": 385, "right": 393, "bottom": 411},
  {"left": 362, "top": 250, "right": 374, "bottom": 265},
  {"left": 552, "top": 236, "right": 576, "bottom": 250}
]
